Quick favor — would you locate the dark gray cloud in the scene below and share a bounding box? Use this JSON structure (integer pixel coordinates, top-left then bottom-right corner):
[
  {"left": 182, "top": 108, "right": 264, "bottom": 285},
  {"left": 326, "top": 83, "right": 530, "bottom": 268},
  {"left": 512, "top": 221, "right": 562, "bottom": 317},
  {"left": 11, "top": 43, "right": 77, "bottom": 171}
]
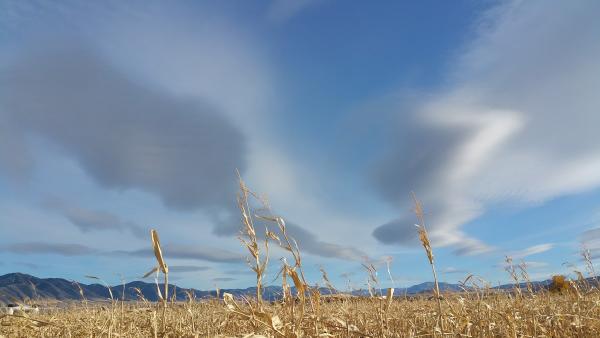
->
[
  {"left": 367, "top": 98, "right": 490, "bottom": 255},
  {"left": 238, "top": 211, "right": 368, "bottom": 261},
  {"left": 348, "top": 92, "right": 490, "bottom": 255},
  {"left": 216, "top": 206, "right": 367, "bottom": 261},
  {"left": 0, "top": 123, "right": 32, "bottom": 182},
  {"left": 0, "top": 43, "right": 245, "bottom": 213},
  {"left": 211, "top": 209, "right": 245, "bottom": 237},
  {"left": 113, "top": 246, "right": 242, "bottom": 263},
  {"left": 371, "top": 112, "right": 467, "bottom": 206},
  {"left": 0, "top": 242, "right": 98, "bottom": 256},
  {"left": 282, "top": 222, "right": 367, "bottom": 261},
  {"left": 45, "top": 199, "right": 146, "bottom": 238},
  {"left": 212, "top": 277, "right": 235, "bottom": 282},
  {"left": 372, "top": 218, "right": 417, "bottom": 246}
]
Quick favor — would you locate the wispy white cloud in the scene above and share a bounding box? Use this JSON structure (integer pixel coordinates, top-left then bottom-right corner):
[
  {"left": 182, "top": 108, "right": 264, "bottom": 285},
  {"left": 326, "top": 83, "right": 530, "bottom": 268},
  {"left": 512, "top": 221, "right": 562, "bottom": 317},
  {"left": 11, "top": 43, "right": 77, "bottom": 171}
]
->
[
  {"left": 495, "top": 260, "right": 549, "bottom": 270},
  {"left": 266, "top": 0, "right": 323, "bottom": 23},
  {"left": 441, "top": 267, "right": 468, "bottom": 275},
  {"left": 371, "top": 0, "right": 600, "bottom": 255},
  {"left": 509, "top": 244, "right": 554, "bottom": 260},
  {"left": 580, "top": 227, "right": 600, "bottom": 259},
  {"left": 521, "top": 261, "right": 549, "bottom": 270}
]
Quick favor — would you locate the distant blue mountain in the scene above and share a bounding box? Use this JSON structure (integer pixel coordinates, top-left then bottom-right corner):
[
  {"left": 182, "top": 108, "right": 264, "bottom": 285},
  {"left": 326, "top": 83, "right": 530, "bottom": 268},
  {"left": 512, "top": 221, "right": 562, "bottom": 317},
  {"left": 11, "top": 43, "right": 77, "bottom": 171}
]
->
[
  {"left": 0, "top": 272, "right": 576, "bottom": 305},
  {"left": 406, "top": 281, "right": 463, "bottom": 294},
  {"left": 0, "top": 273, "right": 327, "bottom": 304}
]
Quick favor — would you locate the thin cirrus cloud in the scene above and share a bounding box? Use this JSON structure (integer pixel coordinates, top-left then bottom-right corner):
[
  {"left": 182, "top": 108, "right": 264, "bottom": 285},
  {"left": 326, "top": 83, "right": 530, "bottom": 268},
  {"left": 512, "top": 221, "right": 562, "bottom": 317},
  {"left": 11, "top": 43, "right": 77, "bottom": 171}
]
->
[
  {"left": 0, "top": 242, "right": 98, "bottom": 256},
  {"left": 15, "top": 261, "right": 41, "bottom": 270},
  {"left": 164, "top": 265, "right": 210, "bottom": 273},
  {"left": 520, "top": 262, "right": 549, "bottom": 270},
  {"left": 495, "top": 261, "right": 549, "bottom": 270},
  {"left": 273, "top": 221, "right": 367, "bottom": 261},
  {"left": 214, "top": 218, "right": 367, "bottom": 262},
  {"left": 441, "top": 267, "right": 468, "bottom": 275},
  {"left": 371, "top": 1, "right": 600, "bottom": 255},
  {"left": 114, "top": 246, "right": 243, "bottom": 264},
  {"left": 266, "top": 0, "right": 323, "bottom": 23},
  {"left": 223, "top": 269, "right": 255, "bottom": 276},
  {"left": 580, "top": 227, "right": 600, "bottom": 259},
  {"left": 509, "top": 244, "right": 554, "bottom": 260},
  {"left": 215, "top": 209, "right": 368, "bottom": 261},
  {"left": 44, "top": 199, "right": 146, "bottom": 238},
  {"left": 0, "top": 241, "right": 243, "bottom": 264}
]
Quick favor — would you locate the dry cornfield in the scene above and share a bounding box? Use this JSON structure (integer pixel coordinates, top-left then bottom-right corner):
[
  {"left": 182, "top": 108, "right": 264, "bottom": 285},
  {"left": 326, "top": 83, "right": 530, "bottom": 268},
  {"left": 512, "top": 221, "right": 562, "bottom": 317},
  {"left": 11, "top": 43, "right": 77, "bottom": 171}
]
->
[
  {"left": 4, "top": 291, "right": 600, "bottom": 338},
  {"left": 2, "top": 178, "right": 599, "bottom": 337}
]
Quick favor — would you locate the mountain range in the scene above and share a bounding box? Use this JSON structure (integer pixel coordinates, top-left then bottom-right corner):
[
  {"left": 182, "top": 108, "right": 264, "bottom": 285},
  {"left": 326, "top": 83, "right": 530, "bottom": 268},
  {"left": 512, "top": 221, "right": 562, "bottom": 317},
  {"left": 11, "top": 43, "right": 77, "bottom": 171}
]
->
[{"left": 0, "top": 272, "right": 555, "bottom": 305}]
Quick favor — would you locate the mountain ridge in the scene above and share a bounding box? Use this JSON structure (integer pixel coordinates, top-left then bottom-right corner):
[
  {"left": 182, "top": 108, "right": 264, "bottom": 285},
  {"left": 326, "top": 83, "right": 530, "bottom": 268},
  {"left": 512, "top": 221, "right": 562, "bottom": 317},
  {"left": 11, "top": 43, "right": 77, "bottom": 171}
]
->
[{"left": 0, "top": 272, "right": 555, "bottom": 305}]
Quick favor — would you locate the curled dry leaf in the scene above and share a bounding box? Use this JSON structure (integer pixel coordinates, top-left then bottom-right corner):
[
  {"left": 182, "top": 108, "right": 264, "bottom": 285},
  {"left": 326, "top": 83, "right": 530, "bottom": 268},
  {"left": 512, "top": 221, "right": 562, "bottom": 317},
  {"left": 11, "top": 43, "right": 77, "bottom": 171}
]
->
[
  {"left": 255, "top": 311, "right": 283, "bottom": 331},
  {"left": 386, "top": 288, "right": 395, "bottom": 311},
  {"left": 150, "top": 229, "right": 168, "bottom": 274},
  {"left": 222, "top": 293, "right": 237, "bottom": 311},
  {"left": 143, "top": 266, "right": 159, "bottom": 279}
]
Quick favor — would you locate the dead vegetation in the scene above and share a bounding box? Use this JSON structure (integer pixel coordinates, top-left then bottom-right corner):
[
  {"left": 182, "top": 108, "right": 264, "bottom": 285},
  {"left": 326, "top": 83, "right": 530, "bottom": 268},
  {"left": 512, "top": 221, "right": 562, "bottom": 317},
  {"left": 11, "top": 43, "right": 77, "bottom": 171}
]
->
[{"left": 2, "top": 178, "right": 599, "bottom": 337}]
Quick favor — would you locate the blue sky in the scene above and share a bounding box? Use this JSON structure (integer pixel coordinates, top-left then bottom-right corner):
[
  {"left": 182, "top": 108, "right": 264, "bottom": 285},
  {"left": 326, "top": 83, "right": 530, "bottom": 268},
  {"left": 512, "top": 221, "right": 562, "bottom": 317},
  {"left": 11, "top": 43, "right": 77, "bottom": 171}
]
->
[{"left": 1, "top": 0, "right": 600, "bottom": 290}]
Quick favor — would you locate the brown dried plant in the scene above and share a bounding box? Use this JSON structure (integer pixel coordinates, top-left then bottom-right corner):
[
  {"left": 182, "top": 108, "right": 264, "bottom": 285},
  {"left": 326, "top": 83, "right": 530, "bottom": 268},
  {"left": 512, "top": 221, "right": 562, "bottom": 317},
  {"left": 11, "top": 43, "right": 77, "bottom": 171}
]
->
[{"left": 411, "top": 192, "right": 443, "bottom": 332}]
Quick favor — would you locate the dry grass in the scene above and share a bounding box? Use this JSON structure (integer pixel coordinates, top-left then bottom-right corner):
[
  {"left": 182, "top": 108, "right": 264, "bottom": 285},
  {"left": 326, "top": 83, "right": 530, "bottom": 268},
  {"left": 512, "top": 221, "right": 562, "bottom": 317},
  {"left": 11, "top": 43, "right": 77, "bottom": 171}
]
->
[
  {"left": 4, "top": 291, "right": 600, "bottom": 337},
  {"left": 2, "top": 179, "right": 600, "bottom": 337}
]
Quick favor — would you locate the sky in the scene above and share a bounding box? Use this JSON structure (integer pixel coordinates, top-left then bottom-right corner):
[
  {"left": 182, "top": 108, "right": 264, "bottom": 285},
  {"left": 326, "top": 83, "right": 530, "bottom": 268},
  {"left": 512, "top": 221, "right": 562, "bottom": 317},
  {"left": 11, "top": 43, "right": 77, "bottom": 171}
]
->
[{"left": 1, "top": 0, "right": 600, "bottom": 290}]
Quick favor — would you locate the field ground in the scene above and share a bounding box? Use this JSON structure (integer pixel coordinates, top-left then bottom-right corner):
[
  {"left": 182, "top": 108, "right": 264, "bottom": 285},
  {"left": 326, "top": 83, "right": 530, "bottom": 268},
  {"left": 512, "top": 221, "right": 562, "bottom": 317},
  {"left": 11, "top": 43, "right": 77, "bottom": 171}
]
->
[{"left": 2, "top": 290, "right": 600, "bottom": 337}]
